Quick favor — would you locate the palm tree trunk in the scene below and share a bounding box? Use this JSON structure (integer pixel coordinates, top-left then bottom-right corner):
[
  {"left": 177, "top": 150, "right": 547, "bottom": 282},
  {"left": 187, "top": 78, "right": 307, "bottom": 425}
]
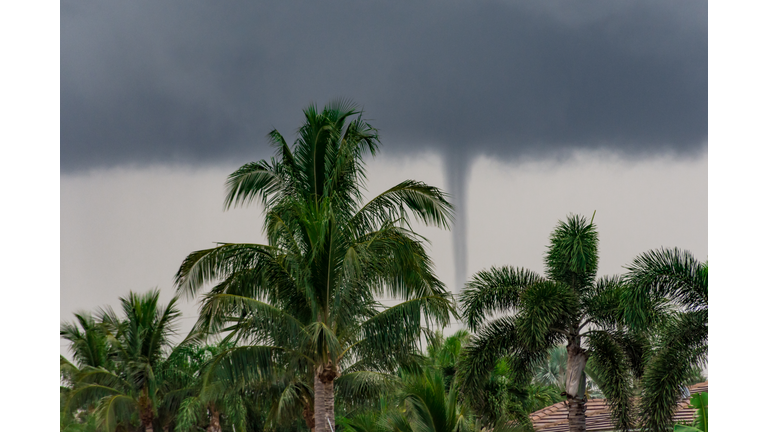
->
[
  {"left": 314, "top": 362, "right": 337, "bottom": 432},
  {"left": 566, "top": 342, "right": 588, "bottom": 432},
  {"left": 142, "top": 418, "right": 154, "bottom": 432},
  {"left": 303, "top": 401, "right": 316, "bottom": 432},
  {"left": 567, "top": 397, "right": 586, "bottom": 432},
  {"left": 139, "top": 390, "right": 155, "bottom": 432},
  {"left": 207, "top": 404, "right": 222, "bottom": 432}
]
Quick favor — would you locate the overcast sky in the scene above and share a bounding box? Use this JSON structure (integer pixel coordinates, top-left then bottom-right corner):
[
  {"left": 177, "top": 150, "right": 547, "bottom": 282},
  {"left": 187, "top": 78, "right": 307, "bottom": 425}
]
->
[{"left": 60, "top": 0, "right": 708, "bottom": 355}]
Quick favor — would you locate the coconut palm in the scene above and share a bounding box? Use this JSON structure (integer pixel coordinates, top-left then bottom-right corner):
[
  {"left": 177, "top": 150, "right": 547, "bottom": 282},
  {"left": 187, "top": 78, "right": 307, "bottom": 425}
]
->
[
  {"left": 65, "top": 290, "right": 181, "bottom": 432},
  {"left": 175, "top": 100, "right": 455, "bottom": 432},
  {"left": 622, "top": 248, "right": 707, "bottom": 431},
  {"left": 459, "top": 215, "right": 646, "bottom": 432},
  {"left": 61, "top": 312, "right": 113, "bottom": 375},
  {"left": 170, "top": 337, "right": 388, "bottom": 432},
  {"left": 61, "top": 312, "right": 115, "bottom": 430},
  {"left": 161, "top": 342, "right": 251, "bottom": 432}
]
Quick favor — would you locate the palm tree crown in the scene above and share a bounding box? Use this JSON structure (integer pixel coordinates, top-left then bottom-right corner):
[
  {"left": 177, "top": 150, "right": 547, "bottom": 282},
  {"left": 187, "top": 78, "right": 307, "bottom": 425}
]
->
[
  {"left": 175, "top": 100, "right": 455, "bottom": 432},
  {"left": 622, "top": 248, "right": 707, "bottom": 431},
  {"left": 459, "top": 215, "right": 644, "bottom": 432},
  {"left": 64, "top": 290, "right": 181, "bottom": 432}
]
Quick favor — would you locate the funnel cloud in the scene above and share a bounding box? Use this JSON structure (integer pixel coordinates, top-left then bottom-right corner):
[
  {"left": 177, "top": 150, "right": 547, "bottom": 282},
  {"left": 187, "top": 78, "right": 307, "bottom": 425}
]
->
[{"left": 61, "top": 0, "right": 707, "bottom": 292}]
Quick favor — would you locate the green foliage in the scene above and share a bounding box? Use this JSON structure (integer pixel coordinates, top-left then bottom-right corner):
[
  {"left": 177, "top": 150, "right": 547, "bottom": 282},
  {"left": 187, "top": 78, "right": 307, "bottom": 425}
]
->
[
  {"left": 62, "top": 289, "right": 183, "bottom": 432},
  {"left": 690, "top": 392, "right": 708, "bottom": 432},
  {"left": 532, "top": 346, "right": 603, "bottom": 399},
  {"left": 61, "top": 312, "right": 112, "bottom": 372},
  {"left": 425, "top": 329, "right": 471, "bottom": 389},
  {"left": 623, "top": 248, "right": 707, "bottom": 431},
  {"left": 388, "top": 370, "right": 473, "bottom": 432},
  {"left": 175, "top": 101, "right": 455, "bottom": 432},
  {"left": 57, "top": 100, "right": 707, "bottom": 432},
  {"left": 458, "top": 214, "right": 651, "bottom": 432},
  {"left": 544, "top": 215, "right": 598, "bottom": 290},
  {"left": 673, "top": 392, "right": 708, "bottom": 432}
]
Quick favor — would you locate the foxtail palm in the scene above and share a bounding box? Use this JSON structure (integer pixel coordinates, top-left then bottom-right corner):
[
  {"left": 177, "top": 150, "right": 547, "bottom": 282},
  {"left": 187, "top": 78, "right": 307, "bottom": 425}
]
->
[
  {"left": 623, "top": 248, "right": 707, "bottom": 431},
  {"left": 175, "top": 101, "right": 455, "bottom": 432},
  {"left": 532, "top": 346, "right": 604, "bottom": 399},
  {"left": 459, "top": 215, "right": 644, "bottom": 432}
]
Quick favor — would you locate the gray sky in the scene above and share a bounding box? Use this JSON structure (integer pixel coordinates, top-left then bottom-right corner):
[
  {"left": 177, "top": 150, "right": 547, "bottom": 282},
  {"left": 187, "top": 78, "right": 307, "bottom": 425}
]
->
[
  {"left": 61, "top": 0, "right": 706, "bottom": 170},
  {"left": 61, "top": 152, "right": 707, "bottom": 356},
  {"left": 60, "top": 0, "right": 708, "bottom": 355}
]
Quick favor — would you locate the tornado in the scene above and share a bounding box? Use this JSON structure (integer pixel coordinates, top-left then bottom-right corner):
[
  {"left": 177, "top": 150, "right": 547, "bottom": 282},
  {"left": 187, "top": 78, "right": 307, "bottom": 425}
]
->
[{"left": 445, "top": 151, "right": 470, "bottom": 295}]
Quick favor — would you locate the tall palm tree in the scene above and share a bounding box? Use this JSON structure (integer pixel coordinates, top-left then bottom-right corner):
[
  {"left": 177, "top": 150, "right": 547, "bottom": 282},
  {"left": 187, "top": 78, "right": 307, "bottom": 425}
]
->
[
  {"left": 622, "top": 248, "right": 707, "bottom": 431},
  {"left": 65, "top": 290, "right": 181, "bottom": 432},
  {"left": 175, "top": 100, "right": 455, "bottom": 432},
  {"left": 459, "top": 215, "right": 645, "bottom": 432}
]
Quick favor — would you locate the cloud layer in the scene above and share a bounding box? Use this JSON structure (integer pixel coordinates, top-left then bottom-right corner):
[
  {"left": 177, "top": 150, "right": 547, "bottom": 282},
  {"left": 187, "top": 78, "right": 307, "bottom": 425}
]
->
[{"left": 61, "top": 0, "right": 707, "bottom": 171}]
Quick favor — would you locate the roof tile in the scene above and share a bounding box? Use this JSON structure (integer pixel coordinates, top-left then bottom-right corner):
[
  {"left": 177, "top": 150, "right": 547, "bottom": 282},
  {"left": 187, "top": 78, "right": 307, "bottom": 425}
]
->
[{"left": 528, "top": 382, "right": 708, "bottom": 432}]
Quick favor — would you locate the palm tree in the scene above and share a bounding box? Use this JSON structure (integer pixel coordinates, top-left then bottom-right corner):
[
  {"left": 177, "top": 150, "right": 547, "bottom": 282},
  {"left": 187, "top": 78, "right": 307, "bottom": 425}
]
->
[
  {"left": 622, "top": 248, "right": 707, "bottom": 431},
  {"left": 532, "top": 346, "right": 604, "bottom": 399},
  {"left": 61, "top": 312, "right": 115, "bottom": 431},
  {"left": 61, "top": 312, "right": 113, "bottom": 399},
  {"left": 65, "top": 290, "right": 181, "bottom": 432},
  {"left": 61, "top": 312, "right": 113, "bottom": 374},
  {"left": 389, "top": 370, "right": 474, "bottom": 432},
  {"left": 425, "top": 329, "right": 471, "bottom": 389},
  {"left": 168, "top": 343, "right": 251, "bottom": 432},
  {"left": 175, "top": 100, "right": 455, "bottom": 432},
  {"left": 459, "top": 215, "right": 645, "bottom": 432}
]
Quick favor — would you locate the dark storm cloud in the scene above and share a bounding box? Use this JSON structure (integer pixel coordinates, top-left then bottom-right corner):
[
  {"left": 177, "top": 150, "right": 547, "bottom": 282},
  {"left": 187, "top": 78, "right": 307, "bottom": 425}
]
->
[{"left": 61, "top": 0, "right": 706, "bottom": 171}]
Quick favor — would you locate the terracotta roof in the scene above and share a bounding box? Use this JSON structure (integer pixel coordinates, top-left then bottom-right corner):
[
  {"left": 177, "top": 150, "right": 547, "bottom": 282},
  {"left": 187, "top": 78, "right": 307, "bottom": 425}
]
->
[{"left": 528, "top": 381, "right": 708, "bottom": 432}]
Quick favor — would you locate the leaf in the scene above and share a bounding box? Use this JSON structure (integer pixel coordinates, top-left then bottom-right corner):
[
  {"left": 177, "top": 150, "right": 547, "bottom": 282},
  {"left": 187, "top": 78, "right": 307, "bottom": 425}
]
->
[{"left": 673, "top": 425, "right": 703, "bottom": 432}]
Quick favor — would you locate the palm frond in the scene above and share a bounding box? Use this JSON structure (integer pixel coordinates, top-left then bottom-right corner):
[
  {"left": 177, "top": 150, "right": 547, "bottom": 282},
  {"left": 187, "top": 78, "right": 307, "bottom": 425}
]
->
[
  {"left": 623, "top": 247, "right": 707, "bottom": 329},
  {"left": 65, "top": 384, "right": 124, "bottom": 415},
  {"left": 585, "top": 331, "right": 634, "bottom": 432},
  {"left": 202, "top": 345, "right": 292, "bottom": 391},
  {"left": 335, "top": 371, "right": 401, "bottom": 404},
  {"left": 265, "top": 379, "right": 312, "bottom": 427},
  {"left": 224, "top": 159, "right": 286, "bottom": 210},
  {"left": 636, "top": 310, "right": 707, "bottom": 431},
  {"left": 581, "top": 275, "right": 626, "bottom": 329},
  {"left": 195, "top": 293, "right": 305, "bottom": 347},
  {"left": 174, "top": 243, "right": 280, "bottom": 299},
  {"left": 457, "top": 316, "right": 518, "bottom": 397},
  {"left": 95, "top": 394, "right": 137, "bottom": 432},
  {"left": 354, "top": 296, "right": 451, "bottom": 368},
  {"left": 545, "top": 214, "right": 599, "bottom": 290},
  {"left": 351, "top": 180, "right": 454, "bottom": 231},
  {"left": 515, "top": 281, "right": 574, "bottom": 350},
  {"left": 174, "top": 396, "right": 205, "bottom": 432},
  {"left": 460, "top": 266, "right": 544, "bottom": 331}
]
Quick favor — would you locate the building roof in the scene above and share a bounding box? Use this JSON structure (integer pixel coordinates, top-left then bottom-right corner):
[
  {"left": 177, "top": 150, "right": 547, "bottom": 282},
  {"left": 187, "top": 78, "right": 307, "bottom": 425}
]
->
[{"left": 528, "top": 382, "right": 708, "bottom": 432}]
